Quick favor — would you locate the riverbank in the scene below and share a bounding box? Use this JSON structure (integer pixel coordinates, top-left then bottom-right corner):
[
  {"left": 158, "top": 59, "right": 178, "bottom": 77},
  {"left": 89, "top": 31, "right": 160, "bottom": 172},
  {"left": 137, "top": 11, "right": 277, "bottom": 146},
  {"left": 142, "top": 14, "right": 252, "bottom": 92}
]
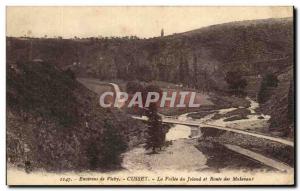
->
[
  {"left": 122, "top": 139, "right": 207, "bottom": 172},
  {"left": 123, "top": 101, "right": 282, "bottom": 173},
  {"left": 76, "top": 78, "right": 293, "bottom": 174},
  {"left": 198, "top": 128, "right": 294, "bottom": 169}
]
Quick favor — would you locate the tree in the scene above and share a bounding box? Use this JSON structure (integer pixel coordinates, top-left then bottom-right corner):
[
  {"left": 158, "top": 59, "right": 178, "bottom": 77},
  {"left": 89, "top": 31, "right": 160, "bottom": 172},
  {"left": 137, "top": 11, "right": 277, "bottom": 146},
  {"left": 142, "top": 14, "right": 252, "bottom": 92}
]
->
[
  {"left": 143, "top": 85, "right": 164, "bottom": 153},
  {"left": 264, "top": 73, "right": 279, "bottom": 87},
  {"left": 157, "top": 60, "right": 168, "bottom": 82},
  {"left": 178, "top": 55, "right": 189, "bottom": 86},
  {"left": 98, "top": 119, "right": 127, "bottom": 169},
  {"left": 137, "top": 64, "right": 153, "bottom": 82},
  {"left": 201, "top": 68, "right": 209, "bottom": 93},
  {"left": 257, "top": 82, "right": 268, "bottom": 104},
  {"left": 225, "top": 71, "right": 247, "bottom": 95},
  {"left": 86, "top": 140, "right": 100, "bottom": 170},
  {"left": 192, "top": 54, "right": 199, "bottom": 89},
  {"left": 287, "top": 80, "right": 294, "bottom": 124},
  {"left": 126, "top": 81, "right": 144, "bottom": 94},
  {"left": 144, "top": 103, "right": 163, "bottom": 153},
  {"left": 142, "top": 84, "right": 162, "bottom": 107},
  {"left": 64, "top": 68, "right": 75, "bottom": 80},
  {"left": 257, "top": 73, "right": 279, "bottom": 104}
]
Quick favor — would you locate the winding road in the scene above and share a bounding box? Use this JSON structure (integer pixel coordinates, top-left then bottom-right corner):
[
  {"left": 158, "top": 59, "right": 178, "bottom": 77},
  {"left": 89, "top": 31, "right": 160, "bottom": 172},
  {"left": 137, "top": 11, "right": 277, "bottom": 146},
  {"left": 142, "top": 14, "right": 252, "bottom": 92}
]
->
[{"left": 132, "top": 116, "right": 294, "bottom": 147}]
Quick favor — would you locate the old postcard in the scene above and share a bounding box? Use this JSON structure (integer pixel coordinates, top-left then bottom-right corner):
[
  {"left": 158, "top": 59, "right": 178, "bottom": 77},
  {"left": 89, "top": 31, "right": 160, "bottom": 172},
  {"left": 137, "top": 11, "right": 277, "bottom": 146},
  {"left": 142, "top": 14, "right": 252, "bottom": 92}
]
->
[{"left": 6, "top": 6, "right": 294, "bottom": 186}]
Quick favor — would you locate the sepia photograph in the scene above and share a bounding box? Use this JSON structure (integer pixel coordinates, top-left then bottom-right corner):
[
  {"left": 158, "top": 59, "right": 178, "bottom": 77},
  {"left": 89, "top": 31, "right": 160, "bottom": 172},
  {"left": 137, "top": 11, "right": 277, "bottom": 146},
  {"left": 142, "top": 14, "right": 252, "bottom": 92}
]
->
[{"left": 6, "top": 6, "right": 295, "bottom": 186}]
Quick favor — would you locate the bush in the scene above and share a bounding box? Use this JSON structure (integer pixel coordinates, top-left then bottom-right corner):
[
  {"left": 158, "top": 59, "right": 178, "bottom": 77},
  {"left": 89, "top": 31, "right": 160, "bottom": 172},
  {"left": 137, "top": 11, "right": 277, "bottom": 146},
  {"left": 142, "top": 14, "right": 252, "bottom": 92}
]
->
[
  {"left": 264, "top": 73, "right": 279, "bottom": 87},
  {"left": 257, "top": 73, "right": 278, "bottom": 104},
  {"left": 7, "top": 61, "right": 132, "bottom": 172},
  {"left": 97, "top": 120, "right": 127, "bottom": 169},
  {"left": 64, "top": 68, "right": 76, "bottom": 80},
  {"left": 225, "top": 71, "right": 247, "bottom": 96},
  {"left": 126, "top": 81, "right": 144, "bottom": 94}
]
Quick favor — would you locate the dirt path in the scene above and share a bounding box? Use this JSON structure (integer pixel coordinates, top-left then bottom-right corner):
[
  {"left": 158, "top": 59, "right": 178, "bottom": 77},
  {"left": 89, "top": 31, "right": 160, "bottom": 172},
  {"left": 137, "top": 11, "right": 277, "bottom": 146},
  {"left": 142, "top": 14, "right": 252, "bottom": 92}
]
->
[
  {"left": 224, "top": 144, "right": 293, "bottom": 172},
  {"left": 133, "top": 116, "right": 294, "bottom": 147},
  {"left": 109, "top": 82, "right": 126, "bottom": 108},
  {"left": 202, "top": 124, "right": 294, "bottom": 146},
  {"left": 133, "top": 96, "right": 293, "bottom": 147},
  {"left": 122, "top": 139, "right": 207, "bottom": 172}
]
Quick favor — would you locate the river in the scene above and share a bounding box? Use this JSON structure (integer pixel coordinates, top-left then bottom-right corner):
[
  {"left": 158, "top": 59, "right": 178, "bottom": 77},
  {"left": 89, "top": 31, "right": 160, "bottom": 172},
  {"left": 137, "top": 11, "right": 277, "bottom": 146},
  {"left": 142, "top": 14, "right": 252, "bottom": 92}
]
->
[
  {"left": 122, "top": 111, "right": 207, "bottom": 172},
  {"left": 199, "top": 97, "right": 271, "bottom": 131},
  {"left": 122, "top": 97, "right": 272, "bottom": 172}
]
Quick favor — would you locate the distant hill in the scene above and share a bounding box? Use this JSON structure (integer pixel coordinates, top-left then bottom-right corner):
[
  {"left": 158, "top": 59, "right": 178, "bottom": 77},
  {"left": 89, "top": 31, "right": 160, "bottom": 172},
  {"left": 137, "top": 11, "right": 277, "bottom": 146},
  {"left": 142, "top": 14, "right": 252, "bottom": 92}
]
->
[
  {"left": 7, "top": 17, "right": 293, "bottom": 89},
  {"left": 7, "top": 17, "right": 294, "bottom": 134}
]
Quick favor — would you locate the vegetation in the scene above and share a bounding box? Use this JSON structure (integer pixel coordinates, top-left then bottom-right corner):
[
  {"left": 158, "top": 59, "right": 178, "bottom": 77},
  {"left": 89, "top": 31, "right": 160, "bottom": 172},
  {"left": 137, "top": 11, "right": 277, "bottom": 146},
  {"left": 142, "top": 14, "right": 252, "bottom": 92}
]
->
[
  {"left": 143, "top": 85, "right": 165, "bottom": 153},
  {"left": 86, "top": 119, "right": 127, "bottom": 170},
  {"left": 7, "top": 61, "right": 145, "bottom": 171},
  {"left": 97, "top": 120, "right": 127, "bottom": 169},
  {"left": 225, "top": 71, "right": 247, "bottom": 96},
  {"left": 287, "top": 80, "right": 294, "bottom": 124},
  {"left": 257, "top": 73, "right": 278, "bottom": 104},
  {"left": 212, "top": 108, "right": 250, "bottom": 121},
  {"left": 7, "top": 61, "right": 78, "bottom": 129},
  {"left": 7, "top": 18, "right": 293, "bottom": 93},
  {"left": 6, "top": 17, "right": 294, "bottom": 168},
  {"left": 126, "top": 81, "right": 144, "bottom": 94},
  {"left": 263, "top": 73, "right": 279, "bottom": 87},
  {"left": 144, "top": 103, "right": 164, "bottom": 153}
]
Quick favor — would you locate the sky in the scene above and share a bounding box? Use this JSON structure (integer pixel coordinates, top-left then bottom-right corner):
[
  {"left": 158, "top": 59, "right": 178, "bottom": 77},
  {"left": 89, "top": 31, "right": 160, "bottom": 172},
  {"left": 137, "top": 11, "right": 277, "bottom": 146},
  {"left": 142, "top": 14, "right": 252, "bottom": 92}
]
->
[{"left": 6, "top": 6, "right": 293, "bottom": 38}]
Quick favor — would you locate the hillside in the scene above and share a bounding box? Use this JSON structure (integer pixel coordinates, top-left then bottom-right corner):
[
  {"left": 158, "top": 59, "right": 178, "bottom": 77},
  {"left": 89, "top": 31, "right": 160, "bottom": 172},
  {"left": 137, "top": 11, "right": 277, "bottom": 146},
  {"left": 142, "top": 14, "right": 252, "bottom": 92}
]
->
[
  {"left": 7, "top": 18, "right": 293, "bottom": 89},
  {"left": 7, "top": 60, "right": 146, "bottom": 171},
  {"left": 6, "top": 17, "right": 294, "bottom": 135},
  {"left": 261, "top": 66, "right": 294, "bottom": 136}
]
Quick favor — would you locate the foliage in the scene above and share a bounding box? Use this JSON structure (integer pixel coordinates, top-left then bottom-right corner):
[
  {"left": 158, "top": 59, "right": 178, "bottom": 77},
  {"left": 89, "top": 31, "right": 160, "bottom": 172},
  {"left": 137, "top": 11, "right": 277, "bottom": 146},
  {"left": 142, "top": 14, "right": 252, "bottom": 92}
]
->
[
  {"left": 257, "top": 73, "right": 278, "bottom": 104},
  {"left": 63, "top": 68, "right": 76, "bottom": 80},
  {"left": 7, "top": 61, "right": 143, "bottom": 172},
  {"left": 144, "top": 103, "right": 164, "bottom": 152},
  {"left": 126, "top": 81, "right": 144, "bottom": 94},
  {"left": 7, "top": 18, "right": 293, "bottom": 93},
  {"left": 225, "top": 71, "right": 247, "bottom": 95},
  {"left": 287, "top": 80, "right": 294, "bottom": 124},
  {"left": 178, "top": 55, "right": 189, "bottom": 85},
  {"left": 264, "top": 73, "right": 279, "bottom": 87},
  {"left": 98, "top": 120, "right": 127, "bottom": 168},
  {"left": 142, "top": 84, "right": 162, "bottom": 106},
  {"left": 7, "top": 61, "right": 78, "bottom": 128},
  {"left": 143, "top": 85, "right": 165, "bottom": 153}
]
